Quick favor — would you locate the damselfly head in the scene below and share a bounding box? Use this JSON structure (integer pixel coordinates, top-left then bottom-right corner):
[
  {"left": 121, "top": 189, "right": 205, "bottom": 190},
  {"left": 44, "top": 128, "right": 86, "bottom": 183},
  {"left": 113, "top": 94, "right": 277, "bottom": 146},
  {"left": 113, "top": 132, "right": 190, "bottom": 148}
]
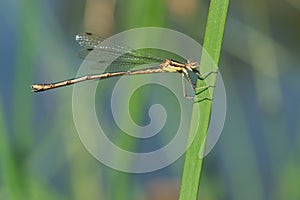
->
[{"left": 186, "top": 59, "right": 199, "bottom": 70}]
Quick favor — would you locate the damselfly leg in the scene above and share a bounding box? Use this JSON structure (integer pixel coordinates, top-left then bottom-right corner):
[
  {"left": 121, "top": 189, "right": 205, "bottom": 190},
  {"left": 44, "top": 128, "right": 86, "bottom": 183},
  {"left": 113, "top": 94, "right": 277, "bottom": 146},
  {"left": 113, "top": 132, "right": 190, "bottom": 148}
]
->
[{"left": 32, "top": 32, "right": 218, "bottom": 102}]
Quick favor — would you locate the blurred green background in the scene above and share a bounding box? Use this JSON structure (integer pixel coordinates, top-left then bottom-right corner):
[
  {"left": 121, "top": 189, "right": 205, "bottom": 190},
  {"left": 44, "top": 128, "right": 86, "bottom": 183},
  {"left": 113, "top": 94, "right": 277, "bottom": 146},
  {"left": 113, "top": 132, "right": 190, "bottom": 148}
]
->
[{"left": 1, "top": 0, "right": 299, "bottom": 199}]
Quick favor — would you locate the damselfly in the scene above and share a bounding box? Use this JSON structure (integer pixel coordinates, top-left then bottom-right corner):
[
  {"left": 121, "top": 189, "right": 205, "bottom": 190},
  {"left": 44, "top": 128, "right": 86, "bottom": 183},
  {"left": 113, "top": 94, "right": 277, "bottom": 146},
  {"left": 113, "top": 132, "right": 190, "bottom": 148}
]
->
[{"left": 31, "top": 32, "right": 216, "bottom": 98}]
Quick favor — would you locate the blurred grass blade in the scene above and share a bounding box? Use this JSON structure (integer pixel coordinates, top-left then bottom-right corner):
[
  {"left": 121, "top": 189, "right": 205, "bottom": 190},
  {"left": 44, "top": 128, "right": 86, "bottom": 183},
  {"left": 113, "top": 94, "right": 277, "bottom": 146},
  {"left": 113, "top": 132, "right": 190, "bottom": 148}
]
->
[
  {"left": 0, "top": 95, "right": 23, "bottom": 199},
  {"left": 179, "top": 0, "right": 229, "bottom": 199},
  {"left": 108, "top": 1, "right": 167, "bottom": 200}
]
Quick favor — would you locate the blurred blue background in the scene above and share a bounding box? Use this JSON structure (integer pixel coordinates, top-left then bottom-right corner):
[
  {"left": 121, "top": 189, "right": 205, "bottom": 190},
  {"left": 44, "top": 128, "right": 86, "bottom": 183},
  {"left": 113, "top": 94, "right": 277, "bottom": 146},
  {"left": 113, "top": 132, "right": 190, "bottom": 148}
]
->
[{"left": 0, "top": 0, "right": 299, "bottom": 199}]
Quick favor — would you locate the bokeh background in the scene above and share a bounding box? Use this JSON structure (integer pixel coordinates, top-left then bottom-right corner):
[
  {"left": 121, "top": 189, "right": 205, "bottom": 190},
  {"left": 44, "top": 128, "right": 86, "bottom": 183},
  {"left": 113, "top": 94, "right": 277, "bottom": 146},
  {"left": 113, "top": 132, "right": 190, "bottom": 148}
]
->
[{"left": 1, "top": 0, "right": 299, "bottom": 199}]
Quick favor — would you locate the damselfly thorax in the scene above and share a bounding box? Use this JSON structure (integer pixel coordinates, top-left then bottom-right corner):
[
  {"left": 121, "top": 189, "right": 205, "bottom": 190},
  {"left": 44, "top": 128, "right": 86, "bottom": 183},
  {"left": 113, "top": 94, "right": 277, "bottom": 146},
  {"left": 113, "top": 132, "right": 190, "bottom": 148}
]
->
[{"left": 32, "top": 32, "right": 216, "bottom": 99}]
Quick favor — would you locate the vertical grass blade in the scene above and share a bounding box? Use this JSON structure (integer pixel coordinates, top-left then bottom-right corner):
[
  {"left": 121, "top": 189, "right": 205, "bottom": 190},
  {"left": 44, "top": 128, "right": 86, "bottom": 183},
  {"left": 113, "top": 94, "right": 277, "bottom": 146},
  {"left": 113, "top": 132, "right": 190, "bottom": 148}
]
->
[
  {"left": 179, "top": 0, "right": 229, "bottom": 199},
  {"left": 0, "top": 94, "right": 23, "bottom": 199},
  {"left": 108, "top": 1, "right": 167, "bottom": 200}
]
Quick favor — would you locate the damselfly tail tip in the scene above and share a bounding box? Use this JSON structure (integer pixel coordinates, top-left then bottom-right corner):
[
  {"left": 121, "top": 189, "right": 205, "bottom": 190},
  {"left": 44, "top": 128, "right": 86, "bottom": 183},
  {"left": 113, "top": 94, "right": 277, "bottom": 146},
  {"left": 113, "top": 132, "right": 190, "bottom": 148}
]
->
[{"left": 31, "top": 84, "right": 43, "bottom": 92}]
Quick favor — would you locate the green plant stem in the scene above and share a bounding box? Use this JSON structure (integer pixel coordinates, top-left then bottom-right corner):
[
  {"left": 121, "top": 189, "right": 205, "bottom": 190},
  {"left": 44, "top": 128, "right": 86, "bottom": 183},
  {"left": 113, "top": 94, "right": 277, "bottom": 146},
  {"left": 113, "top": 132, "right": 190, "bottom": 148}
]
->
[{"left": 179, "top": 0, "right": 229, "bottom": 199}]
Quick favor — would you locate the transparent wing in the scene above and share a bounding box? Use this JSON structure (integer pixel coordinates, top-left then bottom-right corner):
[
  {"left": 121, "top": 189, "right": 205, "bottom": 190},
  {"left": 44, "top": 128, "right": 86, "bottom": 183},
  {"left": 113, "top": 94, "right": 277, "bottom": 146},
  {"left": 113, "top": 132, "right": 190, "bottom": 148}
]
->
[{"left": 75, "top": 32, "right": 164, "bottom": 72}]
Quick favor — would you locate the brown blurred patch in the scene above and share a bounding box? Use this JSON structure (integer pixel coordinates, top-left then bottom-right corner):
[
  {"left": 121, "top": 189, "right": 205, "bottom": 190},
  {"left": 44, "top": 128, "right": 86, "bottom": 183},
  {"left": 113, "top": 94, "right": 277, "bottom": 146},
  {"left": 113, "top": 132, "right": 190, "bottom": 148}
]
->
[
  {"left": 167, "top": 0, "right": 197, "bottom": 18},
  {"left": 145, "top": 178, "right": 179, "bottom": 200},
  {"left": 84, "top": 0, "right": 115, "bottom": 36}
]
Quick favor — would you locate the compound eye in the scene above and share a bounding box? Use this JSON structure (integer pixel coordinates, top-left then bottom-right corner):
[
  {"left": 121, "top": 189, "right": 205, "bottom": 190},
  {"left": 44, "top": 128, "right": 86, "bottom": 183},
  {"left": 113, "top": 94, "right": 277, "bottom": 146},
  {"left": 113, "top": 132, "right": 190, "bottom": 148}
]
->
[
  {"left": 187, "top": 59, "right": 198, "bottom": 69},
  {"left": 187, "top": 58, "right": 197, "bottom": 64},
  {"left": 187, "top": 58, "right": 194, "bottom": 64}
]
